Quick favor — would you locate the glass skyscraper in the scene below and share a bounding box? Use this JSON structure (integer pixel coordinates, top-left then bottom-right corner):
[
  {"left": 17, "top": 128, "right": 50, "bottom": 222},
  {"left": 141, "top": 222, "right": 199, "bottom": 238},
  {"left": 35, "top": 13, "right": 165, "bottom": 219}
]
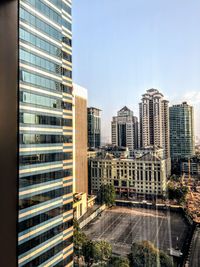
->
[
  {"left": 0, "top": 0, "right": 73, "bottom": 266},
  {"left": 169, "top": 102, "right": 195, "bottom": 161},
  {"left": 111, "top": 106, "right": 139, "bottom": 156},
  {"left": 87, "top": 107, "right": 101, "bottom": 149}
]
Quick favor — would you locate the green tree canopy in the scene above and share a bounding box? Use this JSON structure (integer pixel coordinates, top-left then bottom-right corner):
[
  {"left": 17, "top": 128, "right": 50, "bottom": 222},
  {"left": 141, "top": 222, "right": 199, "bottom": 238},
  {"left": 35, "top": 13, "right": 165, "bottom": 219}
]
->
[
  {"left": 167, "top": 183, "right": 188, "bottom": 203},
  {"left": 93, "top": 240, "right": 112, "bottom": 263},
  {"left": 73, "top": 218, "right": 80, "bottom": 231},
  {"left": 107, "top": 256, "right": 130, "bottom": 267},
  {"left": 82, "top": 240, "right": 95, "bottom": 266},
  {"left": 129, "top": 240, "right": 173, "bottom": 267},
  {"left": 73, "top": 219, "right": 88, "bottom": 254},
  {"left": 160, "top": 251, "right": 174, "bottom": 267},
  {"left": 98, "top": 183, "right": 116, "bottom": 206},
  {"left": 82, "top": 240, "right": 112, "bottom": 266}
]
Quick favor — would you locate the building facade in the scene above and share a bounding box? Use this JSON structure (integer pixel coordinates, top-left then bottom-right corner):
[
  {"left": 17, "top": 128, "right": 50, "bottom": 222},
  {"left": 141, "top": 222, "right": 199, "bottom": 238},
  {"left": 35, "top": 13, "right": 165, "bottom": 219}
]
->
[
  {"left": 88, "top": 107, "right": 101, "bottom": 149},
  {"left": 73, "top": 84, "right": 88, "bottom": 220},
  {"left": 73, "top": 84, "right": 88, "bottom": 195},
  {"left": 0, "top": 0, "right": 74, "bottom": 266},
  {"left": 111, "top": 106, "right": 139, "bottom": 155},
  {"left": 90, "top": 153, "right": 167, "bottom": 197},
  {"left": 139, "top": 89, "right": 171, "bottom": 175},
  {"left": 73, "top": 192, "right": 87, "bottom": 220},
  {"left": 169, "top": 102, "right": 195, "bottom": 161}
]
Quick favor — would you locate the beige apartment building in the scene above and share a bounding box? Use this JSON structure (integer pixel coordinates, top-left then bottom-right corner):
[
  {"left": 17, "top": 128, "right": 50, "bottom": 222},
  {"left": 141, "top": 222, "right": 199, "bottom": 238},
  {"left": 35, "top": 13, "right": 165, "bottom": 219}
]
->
[
  {"left": 73, "top": 84, "right": 88, "bottom": 219},
  {"left": 139, "top": 88, "right": 171, "bottom": 176},
  {"left": 90, "top": 152, "right": 167, "bottom": 197}
]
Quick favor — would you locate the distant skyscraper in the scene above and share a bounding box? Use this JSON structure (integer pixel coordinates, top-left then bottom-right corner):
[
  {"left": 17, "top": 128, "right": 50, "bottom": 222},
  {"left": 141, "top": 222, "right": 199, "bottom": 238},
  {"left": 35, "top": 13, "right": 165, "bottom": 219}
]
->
[
  {"left": 139, "top": 89, "right": 171, "bottom": 175},
  {"left": 88, "top": 107, "right": 101, "bottom": 148},
  {"left": 111, "top": 106, "right": 138, "bottom": 155},
  {"left": 169, "top": 102, "right": 195, "bottom": 161},
  {"left": 0, "top": 0, "right": 73, "bottom": 266}
]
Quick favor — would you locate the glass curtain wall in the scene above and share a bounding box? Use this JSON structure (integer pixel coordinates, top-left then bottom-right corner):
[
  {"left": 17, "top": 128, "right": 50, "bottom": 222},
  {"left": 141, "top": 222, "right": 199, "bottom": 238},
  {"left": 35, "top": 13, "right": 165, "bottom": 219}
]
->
[{"left": 18, "top": 0, "right": 73, "bottom": 266}]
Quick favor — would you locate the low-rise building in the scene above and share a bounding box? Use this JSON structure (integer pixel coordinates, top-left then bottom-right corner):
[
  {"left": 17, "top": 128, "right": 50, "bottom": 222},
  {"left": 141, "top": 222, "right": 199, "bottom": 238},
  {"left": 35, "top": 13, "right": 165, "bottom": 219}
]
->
[
  {"left": 73, "top": 193, "right": 87, "bottom": 220},
  {"left": 89, "top": 152, "right": 167, "bottom": 197},
  {"left": 73, "top": 193, "right": 97, "bottom": 220},
  {"left": 87, "top": 195, "right": 97, "bottom": 208}
]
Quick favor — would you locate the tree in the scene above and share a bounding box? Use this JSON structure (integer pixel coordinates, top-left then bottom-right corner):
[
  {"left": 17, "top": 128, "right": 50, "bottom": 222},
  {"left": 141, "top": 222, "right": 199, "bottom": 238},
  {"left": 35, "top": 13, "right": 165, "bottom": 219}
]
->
[
  {"left": 129, "top": 241, "right": 173, "bottom": 267},
  {"left": 160, "top": 251, "right": 174, "bottom": 267},
  {"left": 82, "top": 240, "right": 95, "bottom": 266},
  {"left": 170, "top": 174, "right": 180, "bottom": 182},
  {"left": 73, "top": 219, "right": 88, "bottom": 255},
  {"left": 167, "top": 183, "right": 188, "bottom": 204},
  {"left": 82, "top": 240, "right": 112, "bottom": 266},
  {"left": 129, "top": 240, "right": 157, "bottom": 267},
  {"left": 98, "top": 183, "right": 116, "bottom": 206},
  {"left": 107, "top": 256, "right": 130, "bottom": 267},
  {"left": 93, "top": 240, "right": 112, "bottom": 263},
  {"left": 73, "top": 218, "right": 80, "bottom": 231}
]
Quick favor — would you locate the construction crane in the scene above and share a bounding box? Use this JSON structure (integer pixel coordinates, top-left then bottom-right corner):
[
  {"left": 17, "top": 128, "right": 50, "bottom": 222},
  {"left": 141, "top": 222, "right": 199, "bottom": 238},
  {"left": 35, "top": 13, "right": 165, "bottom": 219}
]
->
[
  {"left": 181, "top": 172, "right": 185, "bottom": 185},
  {"left": 188, "top": 159, "right": 194, "bottom": 200}
]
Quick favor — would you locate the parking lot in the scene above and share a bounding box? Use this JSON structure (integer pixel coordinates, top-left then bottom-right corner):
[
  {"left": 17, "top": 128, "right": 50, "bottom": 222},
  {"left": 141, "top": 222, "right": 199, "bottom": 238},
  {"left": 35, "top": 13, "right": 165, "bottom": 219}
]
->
[{"left": 83, "top": 206, "right": 189, "bottom": 256}]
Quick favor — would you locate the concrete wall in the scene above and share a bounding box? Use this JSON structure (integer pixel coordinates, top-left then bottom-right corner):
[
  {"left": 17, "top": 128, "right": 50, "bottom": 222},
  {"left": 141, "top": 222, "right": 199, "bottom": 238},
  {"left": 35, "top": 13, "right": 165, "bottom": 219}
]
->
[{"left": 79, "top": 205, "right": 106, "bottom": 229}]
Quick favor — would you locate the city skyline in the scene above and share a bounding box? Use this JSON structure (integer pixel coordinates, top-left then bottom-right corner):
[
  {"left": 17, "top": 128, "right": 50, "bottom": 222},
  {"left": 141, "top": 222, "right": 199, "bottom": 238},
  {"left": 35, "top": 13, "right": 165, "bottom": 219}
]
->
[
  {"left": 72, "top": 0, "right": 200, "bottom": 142},
  {"left": 1, "top": 1, "right": 200, "bottom": 266}
]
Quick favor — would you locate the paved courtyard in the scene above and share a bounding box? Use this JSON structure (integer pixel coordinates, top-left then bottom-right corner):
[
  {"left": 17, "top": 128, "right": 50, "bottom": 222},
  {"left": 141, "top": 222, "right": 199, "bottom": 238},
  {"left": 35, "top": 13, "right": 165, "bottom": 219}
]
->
[{"left": 83, "top": 206, "right": 189, "bottom": 256}]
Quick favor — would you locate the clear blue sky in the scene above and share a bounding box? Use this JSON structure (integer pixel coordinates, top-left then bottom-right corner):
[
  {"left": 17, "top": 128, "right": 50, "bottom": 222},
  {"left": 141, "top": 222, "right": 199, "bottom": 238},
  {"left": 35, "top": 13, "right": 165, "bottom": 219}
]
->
[{"left": 72, "top": 0, "right": 200, "bottom": 142}]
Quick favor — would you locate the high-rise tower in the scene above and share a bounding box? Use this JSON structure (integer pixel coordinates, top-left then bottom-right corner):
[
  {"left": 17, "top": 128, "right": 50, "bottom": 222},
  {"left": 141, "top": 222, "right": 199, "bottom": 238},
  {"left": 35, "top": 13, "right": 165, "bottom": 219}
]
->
[
  {"left": 111, "top": 106, "right": 139, "bottom": 155},
  {"left": 0, "top": 0, "right": 73, "bottom": 266},
  {"left": 73, "top": 83, "right": 88, "bottom": 195},
  {"left": 170, "top": 102, "right": 195, "bottom": 161},
  {"left": 139, "top": 89, "right": 171, "bottom": 175}
]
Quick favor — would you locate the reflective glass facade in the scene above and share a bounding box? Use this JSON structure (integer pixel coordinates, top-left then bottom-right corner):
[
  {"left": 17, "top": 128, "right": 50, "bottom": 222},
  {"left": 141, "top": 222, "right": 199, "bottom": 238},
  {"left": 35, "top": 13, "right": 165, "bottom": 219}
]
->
[
  {"left": 169, "top": 102, "right": 195, "bottom": 161},
  {"left": 88, "top": 107, "right": 101, "bottom": 149},
  {"left": 18, "top": 0, "right": 73, "bottom": 266}
]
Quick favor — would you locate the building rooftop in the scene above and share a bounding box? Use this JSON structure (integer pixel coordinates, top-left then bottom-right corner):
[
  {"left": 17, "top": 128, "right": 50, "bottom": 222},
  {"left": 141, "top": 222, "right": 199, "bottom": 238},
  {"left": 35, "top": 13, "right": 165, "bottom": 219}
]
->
[
  {"left": 171, "top": 102, "right": 193, "bottom": 108},
  {"left": 73, "top": 83, "right": 88, "bottom": 99},
  {"left": 103, "top": 145, "right": 129, "bottom": 152},
  {"left": 88, "top": 107, "right": 102, "bottom": 111},
  {"left": 90, "top": 152, "right": 162, "bottom": 162},
  {"left": 117, "top": 106, "right": 134, "bottom": 116},
  {"left": 119, "top": 106, "right": 131, "bottom": 112},
  {"left": 137, "top": 152, "right": 161, "bottom": 162},
  {"left": 139, "top": 145, "right": 163, "bottom": 151},
  {"left": 142, "top": 88, "right": 164, "bottom": 99}
]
